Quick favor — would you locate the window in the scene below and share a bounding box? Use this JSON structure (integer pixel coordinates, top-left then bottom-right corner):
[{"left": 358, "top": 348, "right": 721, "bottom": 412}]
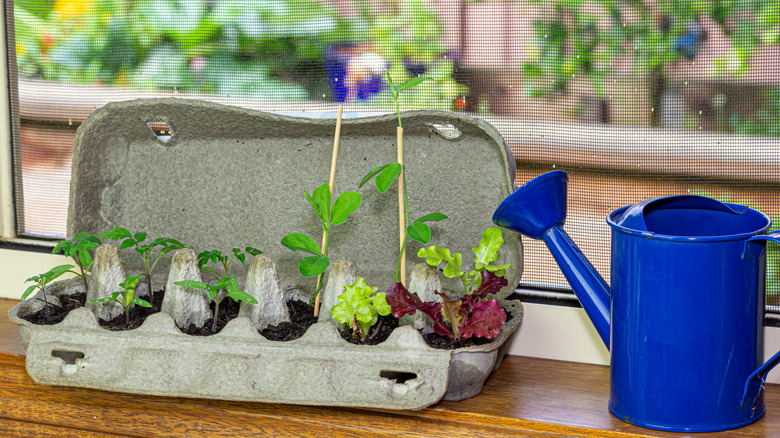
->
[{"left": 6, "top": 0, "right": 780, "bottom": 313}]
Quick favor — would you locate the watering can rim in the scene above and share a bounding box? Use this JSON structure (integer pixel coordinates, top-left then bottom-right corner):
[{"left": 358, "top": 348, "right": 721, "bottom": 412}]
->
[{"left": 607, "top": 195, "right": 771, "bottom": 242}]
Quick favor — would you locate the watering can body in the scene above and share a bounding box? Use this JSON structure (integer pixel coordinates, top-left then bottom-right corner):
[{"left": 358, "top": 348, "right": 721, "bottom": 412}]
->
[{"left": 493, "top": 170, "right": 780, "bottom": 432}]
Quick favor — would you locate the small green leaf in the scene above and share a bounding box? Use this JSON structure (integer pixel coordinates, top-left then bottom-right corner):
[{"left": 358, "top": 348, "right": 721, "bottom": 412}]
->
[
  {"left": 312, "top": 183, "right": 332, "bottom": 222},
  {"left": 281, "top": 233, "right": 322, "bottom": 256},
  {"left": 375, "top": 163, "right": 402, "bottom": 193},
  {"left": 131, "top": 298, "right": 152, "bottom": 308},
  {"left": 304, "top": 189, "right": 324, "bottom": 220},
  {"left": 398, "top": 77, "right": 430, "bottom": 91},
  {"left": 417, "top": 246, "right": 464, "bottom": 278},
  {"left": 21, "top": 285, "right": 37, "bottom": 301},
  {"left": 330, "top": 191, "right": 362, "bottom": 225},
  {"left": 89, "top": 297, "right": 115, "bottom": 304},
  {"left": 415, "top": 212, "right": 448, "bottom": 223},
  {"left": 76, "top": 249, "right": 92, "bottom": 268},
  {"left": 473, "top": 227, "right": 504, "bottom": 269},
  {"left": 45, "top": 264, "right": 76, "bottom": 281},
  {"left": 299, "top": 255, "right": 330, "bottom": 277},
  {"left": 133, "top": 232, "right": 147, "bottom": 243},
  {"left": 121, "top": 239, "right": 137, "bottom": 250},
  {"left": 174, "top": 280, "right": 210, "bottom": 290},
  {"left": 227, "top": 288, "right": 258, "bottom": 304},
  {"left": 359, "top": 163, "right": 394, "bottom": 189},
  {"left": 233, "top": 248, "right": 245, "bottom": 263},
  {"left": 407, "top": 222, "right": 431, "bottom": 244},
  {"left": 52, "top": 241, "right": 68, "bottom": 255},
  {"left": 99, "top": 226, "right": 132, "bottom": 241},
  {"left": 245, "top": 246, "right": 262, "bottom": 256}
]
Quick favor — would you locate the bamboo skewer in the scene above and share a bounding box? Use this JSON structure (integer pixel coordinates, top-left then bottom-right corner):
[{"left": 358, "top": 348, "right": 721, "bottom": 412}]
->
[
  {"left": 313, "top": 105, "right": 343, "bottom": 317},
  {"left": 397, "top": 126, "right": 406, "bottom": 286}
]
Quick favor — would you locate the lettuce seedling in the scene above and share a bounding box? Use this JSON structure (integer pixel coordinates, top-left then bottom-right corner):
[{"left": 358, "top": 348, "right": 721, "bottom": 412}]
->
[
  {"left": 52, "top": 232, "right": 102, "bottom": 293},
  {"left": 386, "top": 227, "right": 512, "bottom": 341},
  {"left": 281, "top": 183, "right": 361, "bottom": 302},
  {"left": 88, "top": 274, "right": 151, "bottom": 325},
  {"left": 331, "top": 277, "right": 391, "bottom": 341},
  {"left": 360, "top": 74, "right": 447, "bottom": 283},
  {"left": 174, "top": 275, "right": 258, "bottom": 333},
  {"left": 22, "top": 264, "right": 75, "bottom": 323},
  {"left": 98, "top": 226, "right": 191, "bottom": 305}
]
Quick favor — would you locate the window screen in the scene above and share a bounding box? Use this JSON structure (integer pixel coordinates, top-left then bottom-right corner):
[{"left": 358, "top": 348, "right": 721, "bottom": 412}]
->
[{"left": 7, "top": 0, "right": 780, "bottom": 310}]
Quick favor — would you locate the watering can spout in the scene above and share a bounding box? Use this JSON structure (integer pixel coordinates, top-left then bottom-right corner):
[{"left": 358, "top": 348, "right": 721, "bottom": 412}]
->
[{"left": 493, "top": 171, "right": 612, "bottom": 348}]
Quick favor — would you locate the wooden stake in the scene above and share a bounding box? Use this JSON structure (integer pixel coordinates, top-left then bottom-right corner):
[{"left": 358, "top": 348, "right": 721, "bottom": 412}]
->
[
  {"left": 397, "top": 126, "right": 406, "bottom": 286},
  {"left": 314, "top": 105, "right": 343, "bottom": 317}
]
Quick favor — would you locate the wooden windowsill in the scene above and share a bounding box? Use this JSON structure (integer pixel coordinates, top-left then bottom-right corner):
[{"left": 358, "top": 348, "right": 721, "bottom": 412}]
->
[{"left": 1, "top": 297, "right": 778, "bottom": 438}]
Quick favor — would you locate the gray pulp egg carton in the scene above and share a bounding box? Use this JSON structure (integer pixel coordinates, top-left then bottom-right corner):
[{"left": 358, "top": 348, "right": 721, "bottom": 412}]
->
[{"left": 8, "top": 99, "right": 523, "bottom": 409}]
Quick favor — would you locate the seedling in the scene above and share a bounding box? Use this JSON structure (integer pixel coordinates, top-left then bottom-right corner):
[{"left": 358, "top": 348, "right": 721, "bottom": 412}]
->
[
  {"left": 174, "top": 275, "right": 258, "bottom": 333},
  {"left": 98, "top": 226, "right": 191, "bottom": 305},
  {"left": 196, "top": 247, "right": 262, "bottom": 279},
  {"left": 331, "top": 277, "right": 391, "bottom": 341},
  {"left": 360, "top": 73, "right": 446, "bottom": 284},
  {"left": 88, "top": 274, "right": 151, "bottom": 325},
  {"left": 52, "top": 232, "right": 102, "bottom": 293},
  {"left": 386, "top": 227, "right": 512, "bottom": 341},
  {"left": 22, "top": 264, "right": 75, "bottom": 323},
  {"left": 281, "top": 183, "right": 361, "bottom": 303}
]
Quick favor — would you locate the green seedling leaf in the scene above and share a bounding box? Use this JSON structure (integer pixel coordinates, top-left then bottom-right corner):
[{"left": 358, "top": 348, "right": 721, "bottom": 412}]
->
[
  {"left": 123, "top": 239, "right": 138, "bottom": 250},
  {"left": 133, "top": 232, "right": 148, "bottom": 243},
  {"left": 304, "top": 189, "right": 324, "bottom": 220},
  {"left": 299, "top": 255, "right": 330, "bottom": 278},
  {"left": 281, "top": 233, "right": 322, "bottom": 255},
  {"left": 174, "top": 280, "right": 210, "bottom": 290},
  {"left": 415, "top": 212, "right": 448, "bottom": 223},
  {"left": 398, "top": 76, "right": 431, "bottom": 92},
  {"left": 131, "top": 298, "right": 152, "bottom": 308},
  {"left": 407, "top": 221, "right": 431, "bottom": 244},
  {"left": 47, "top": 264, "right": 76, "bottom": 280},
  {"left": 417, "top": 246, "right": 464, "bottom": 278},
  {"left": 245, "top": 247, "right": 262, "bottom": 256},
  {"left": 232, "top": 248, "right": 245, "bottom": 263},
  {"left": 312, "top": 183, "right": 332, "bottom": 222},
  {"left": 375, "top": 163, "right": 402, "bottom": 193},
  {"left": 226, "top": 288, "right": 258, "bottom": 304},
  {"left": 330, "top": 191, "right": 362, "bottom": 225},
  {"left": 21, "top": 285, "right": 36, "bottom": 301},
  {"left": 359, "top": 163, "right": 393, "bottom": 189},
  {"left": 99, "top": 226, "right": 132, "bottom": 241},
  {"left": 473, "top": 227, "right": 506, "bottom": 270}
]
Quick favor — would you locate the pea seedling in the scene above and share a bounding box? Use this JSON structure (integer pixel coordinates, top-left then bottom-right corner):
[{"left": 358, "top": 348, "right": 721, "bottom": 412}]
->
[
  {"left": 98, "top": 226, "right": 191, "bottom": 305},
  {"left": 281, "top": 183, "right": 361, "bottom": 303},
  {"left": 23, "top": 264, "right": 75, "bottom": 323},
  {"left": 360, "top": 74, "right": 447, "bottom": 283},
  {"left": 52, "top": 232, "right": 102, "bottom": 293},
  {"left": 88, "top": 274, "right": 151, "bottom": 325}
]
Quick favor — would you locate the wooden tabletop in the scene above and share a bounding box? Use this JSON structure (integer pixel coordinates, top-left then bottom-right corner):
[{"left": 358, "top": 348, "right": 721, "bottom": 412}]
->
[{"left": 2, "top": 297, "right": 779, "bottom": 437}]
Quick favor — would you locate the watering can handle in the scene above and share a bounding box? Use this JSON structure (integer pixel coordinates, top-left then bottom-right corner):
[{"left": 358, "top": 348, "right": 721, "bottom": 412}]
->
[
  {"left": 740, "top": 230, "right": 780, "bottom": 407},
  {"left": 742, "top": 230, "right": 780, "bottom": 260}
]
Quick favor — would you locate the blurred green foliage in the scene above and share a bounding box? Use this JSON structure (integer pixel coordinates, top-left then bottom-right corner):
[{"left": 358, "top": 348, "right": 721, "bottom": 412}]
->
[
  {"left": 729, "top": 87, "right": 780, "bottom": 136},
  {"left": 14, "top": 0, "right": 464, "bottom": 106},
  {"left": 523, "top": 0, "right": 780, "bottom": 99}
]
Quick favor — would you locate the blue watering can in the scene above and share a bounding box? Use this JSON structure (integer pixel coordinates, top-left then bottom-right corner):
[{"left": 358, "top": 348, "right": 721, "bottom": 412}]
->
[{"left": 493, "top": 170, "right": 780, "bottom": 432}]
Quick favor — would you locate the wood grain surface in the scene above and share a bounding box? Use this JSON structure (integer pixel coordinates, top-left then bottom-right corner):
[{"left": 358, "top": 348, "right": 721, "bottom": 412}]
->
[{"left": 2, "top": 298, "right": 779, "bottom": 437}]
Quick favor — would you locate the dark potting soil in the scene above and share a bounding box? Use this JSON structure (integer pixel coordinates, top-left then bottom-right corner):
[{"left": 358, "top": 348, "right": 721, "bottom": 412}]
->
[
  {"left": 19, "top": 292, "right": 86, "bottom": 325},
  {"left": 422, "top": 310, "right": 514, "bottom": 350},
  {"left": 260, "top": 299, "right": 317, "bottom": 341},
  {"left": 181, "top": 296, "right": 241, "bottom": 336},
  {"left": 99, "top": 289, "right": 168, "bottom": 331},
  {"left": 339, "top": 314, "right": 399, "bottom": 346}
]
